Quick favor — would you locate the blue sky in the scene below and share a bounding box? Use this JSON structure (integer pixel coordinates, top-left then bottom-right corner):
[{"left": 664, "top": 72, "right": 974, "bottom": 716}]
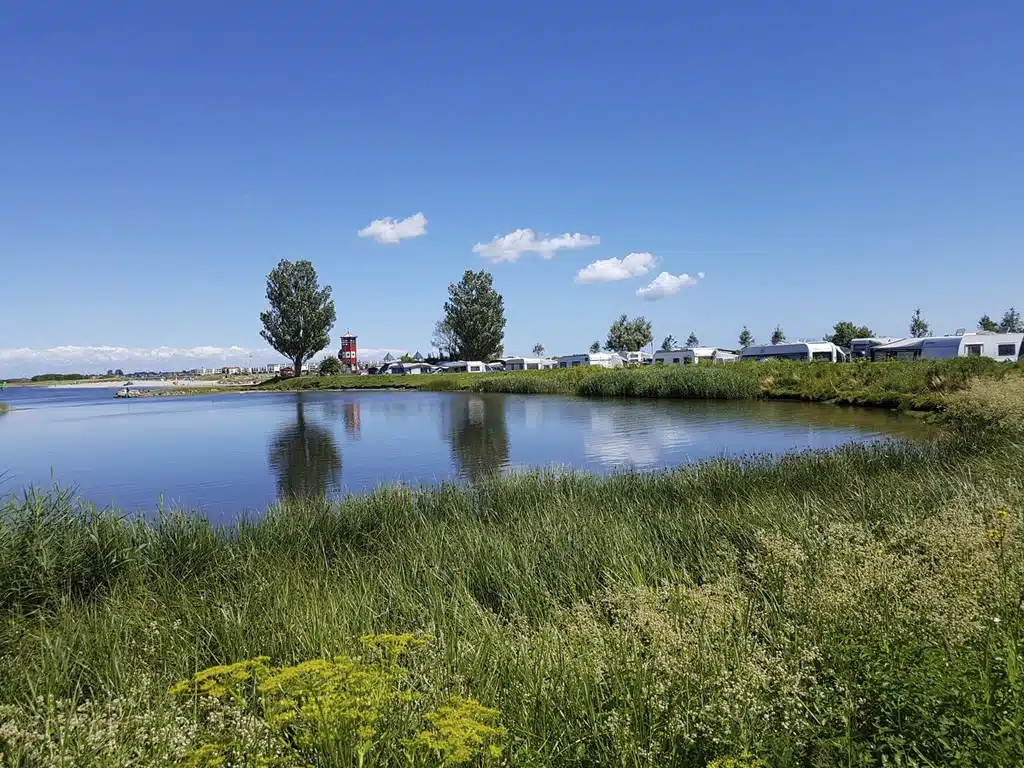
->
[{"left": 1, "top": 1, "right": 1022, "bottom": 375}]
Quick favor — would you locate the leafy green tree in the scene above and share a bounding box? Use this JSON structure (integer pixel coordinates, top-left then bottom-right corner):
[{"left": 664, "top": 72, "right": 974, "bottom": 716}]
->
[
  {"left": 317, "top": 355, "right": 341, "bottom": 376},
  {"left": 686, "top": 332, "right": 699, "bottom": 347},
  {"left": 660, "top": 335, "right": 677, "bottom": 352},
  {"left": 400, "top": 353, "right": 414, "bottom": 363},
  {"left": 978, "top": 314, "right": 1000, "bottom": 332},
  {"left": 532, "top": 343, "right": 545, "bottom": 357},
  {"left": 260, "top": 259, "right": 336, "bottom": 377},
  {"left": 771, "top": 326, "right": 786, "bottom": 345},
  {"left": 738, "top": 326, "right": 754, "bottom": 348},
  {"left": 909, "top": 307, "right": 930, "bottom": 338},
  {"left": 827, "top": 321, "right": 872, "bottom": 348},
  {"left": 999, "top": 307, "right": 1022, "bottom": 333},
  {"left": 605, "top": 314, "right": 654, "bottom": 353},
  {"left": 589, "top": 341, "right": 601, "bottom": 354},
  {"left": 440, "top": 270, "right": 506, "bottom": 360}
]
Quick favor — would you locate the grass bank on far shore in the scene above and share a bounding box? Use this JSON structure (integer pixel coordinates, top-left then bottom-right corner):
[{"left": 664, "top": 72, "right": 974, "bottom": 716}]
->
[
  {"left": 0, "top": 402, "right": 9, "bottom": 414},
  {"left": 1, "top": 379, "right": 1023, "bottom": 766},
  {"left": 250, "top": 357, "right": 1024, "bottom": 410}
]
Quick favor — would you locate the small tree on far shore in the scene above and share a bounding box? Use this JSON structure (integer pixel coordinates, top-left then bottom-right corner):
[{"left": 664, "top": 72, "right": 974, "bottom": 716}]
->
[
  {"left": 771, "top": 326, "right": 786, "bottom": 345},
  {"left": 827, "top": 321, "right": 872, "bottom": 348},
  {"left": 317, "top": 355, "right": 341, "bottom": 376},
  {"left": 660, "top": 335, "right": 676, "bottom": 352},
  {"left": 589, "top": 341, "right": 601, "bottom": 354},
  {"left": 260, "top": 259, "right": 336, "bottom": 377},
  {"left": 686, "top": 332, "right": 699, "bottom": 347},
  {"left": 909, "top": 307, "right": 930, "bottom": 338},
  {"left": 532, "top": 343, "right": 545, "bottom": 357},
  {"left": 999, "top": 307, "right": 1022, "bottom": 333},
  {"left": 978, "top": 314, "right": 1000, "bottom": 332},
  {"left": 739, "top": 326, "right": 754, "bottom": 348}
]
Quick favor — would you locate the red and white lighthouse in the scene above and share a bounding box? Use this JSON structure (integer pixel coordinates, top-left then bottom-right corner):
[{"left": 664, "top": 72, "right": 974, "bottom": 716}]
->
[{"left": 339, "top": 332, "right": 358, "bottom": 372}]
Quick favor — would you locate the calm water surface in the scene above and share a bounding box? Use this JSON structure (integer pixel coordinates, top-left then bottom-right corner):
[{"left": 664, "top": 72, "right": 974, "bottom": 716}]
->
[{"left": 0, "top": 385, "right": 934, "bottom": 521}]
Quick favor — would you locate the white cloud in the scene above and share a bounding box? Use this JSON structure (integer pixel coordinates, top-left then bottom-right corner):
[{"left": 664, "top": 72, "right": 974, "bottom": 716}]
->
[
  {"left": 472, "top": 228, "right": 600, "bottom": 263},
  {"left": 636, "top": 271, "right": 704, "bottom": 301},
  {"left": 358, "top": 212, "right": 428, "bottom": 244},
  {"left": 575, "top": 252, "right": 656, "bottom": 284},
  {"left": 0, "top": 345, "right": 252, "bottom": 364}
]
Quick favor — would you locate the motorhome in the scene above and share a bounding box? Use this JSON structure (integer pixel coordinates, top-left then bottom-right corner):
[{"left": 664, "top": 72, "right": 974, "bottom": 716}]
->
[
  {"left": 556, "top": 352, "right": 624, "bottom": 369},
  {"left": 849, "top": 337, "right": 898, "bottom": 360},
  {"left": 504, "top": 357, "right": 557, "bottom": 371},
  {"left": 740, "top": 342, "right": 847, "bottom": 363},
  {"left": 871, "top": 333, "right": 1023, "bottom": 362},
  {"left": 653, "top": 347, "right": 739, "bottom": 365}
]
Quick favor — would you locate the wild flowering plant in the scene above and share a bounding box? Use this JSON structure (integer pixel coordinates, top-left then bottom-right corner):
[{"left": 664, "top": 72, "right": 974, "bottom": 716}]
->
[{"left": 165, "top": 633, "right": 505, "bottom": 768}]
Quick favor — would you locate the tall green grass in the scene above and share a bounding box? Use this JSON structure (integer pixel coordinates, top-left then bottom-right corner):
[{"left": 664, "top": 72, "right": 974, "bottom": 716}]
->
[
  {"left": 1, "top": 377, "right": 1023, "bottom": 766},
  {"left": 254, "top": 358, "right": 1024, "bottom": 410}
]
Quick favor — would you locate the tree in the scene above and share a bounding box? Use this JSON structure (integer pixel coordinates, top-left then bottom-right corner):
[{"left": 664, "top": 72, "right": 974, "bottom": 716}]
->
[
  {"left": 771, "top": 326, "right": 786, "bottom": 345},
  {"left": 909, "top": 307, "right": 930, "bottom": 338},
  {"left": 260, "top": 259, "right": 336, "bottom": 377},
  {"left": 439, "top": 270, "right": 506, "bottom": 361},
  {"left": 431, "top": 319, "right": 458, "bottom": 360},
  {"left": 660, "top": 335, "right": 677, "bottom": 352},
  {"left": 827, "top": 321, "right": 873, "bottom": 348},
  {"left": 400, "top": 353, "right": 414, "bottom": 363},
  {"left": 999, "top": 307, "right": 1022, "bottom": 333},
  {"left": 978, "top": 314, "right": 1000, "bottom": 332},
  {"left": 605, "top": 314, "right": 654, "bottom": 353},
  {"left": 532, "top": 343, "right": 545, "bottom": 357},
  {"left": 318, "top": 355, "right": 341, "bottom": 376},
  {"left": 738, "top": 326, "right": 754, "bottom": 348},
  {"left": 686, "top": 332, "right": 699, "bottom": 347},
  {"left": 589, "top": 341, "right": 601, "bottom": 354},
  {"left": 114, "top": 369, "right": 123, "bottom": 377}
]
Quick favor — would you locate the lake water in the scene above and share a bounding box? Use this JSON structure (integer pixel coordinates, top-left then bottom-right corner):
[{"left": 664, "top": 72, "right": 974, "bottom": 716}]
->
[{"left": 0, "top": 385, "right": 933, "bottom": 521}]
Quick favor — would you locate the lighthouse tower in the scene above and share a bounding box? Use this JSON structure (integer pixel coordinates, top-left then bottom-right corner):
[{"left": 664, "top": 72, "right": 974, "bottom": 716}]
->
[{"left": 339, "top": 332, "right": 358, "bottom": 372}]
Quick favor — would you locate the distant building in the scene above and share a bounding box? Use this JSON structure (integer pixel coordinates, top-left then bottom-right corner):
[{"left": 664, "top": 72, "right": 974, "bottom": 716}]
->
[
  {"left": 653, "top": 347, "right": 738, "bottom": 365},
  {"left": 222, "top": 366, "right": 242, "bottom": 375},
  {"left": 412, "top": 351, "right": 424, "bottom": 362},
  {"left": 340, "top": 332, "right": 358, "bottom": 372},
  {"left": 871, "top": 332, "right": 1023, "bottom": 362},
  {"left": 557, "top": 352, "right": 624, "bottom": 369}
]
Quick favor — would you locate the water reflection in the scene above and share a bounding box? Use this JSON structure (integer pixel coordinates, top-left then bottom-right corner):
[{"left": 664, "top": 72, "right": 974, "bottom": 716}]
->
[
  {"left": 267, "top": 399, "right": 342, "bottom": 499},
  {"left": 444, "top": 394, "right": 510, "bottom": 481}
]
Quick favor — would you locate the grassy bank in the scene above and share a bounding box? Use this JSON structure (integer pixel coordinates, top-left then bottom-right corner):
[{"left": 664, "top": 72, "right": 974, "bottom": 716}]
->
[
  {"left": 250, "top": 357, "right": 1024, "bottom": 410},
  {"left": 0, "top": 403, "right": 9, "bottom": 414},
  {"left": 1, "top": 379, "right": 1023, "bottom": 766}
]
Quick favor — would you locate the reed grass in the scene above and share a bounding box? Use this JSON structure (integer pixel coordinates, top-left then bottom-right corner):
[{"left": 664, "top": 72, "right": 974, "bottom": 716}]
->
[{"left": 1, "top": 375, "right": 1023, "bottom": 765}]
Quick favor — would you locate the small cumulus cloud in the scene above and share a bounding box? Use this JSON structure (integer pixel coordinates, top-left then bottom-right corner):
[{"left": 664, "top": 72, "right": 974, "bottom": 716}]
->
[
  {"left": 636, "top": 271, "right": 704, "bottom": 301},
  {"left": 575, "top": 252, "right": 656, "bottom": 284},
  {"left": 358, "top": 213, "right": 428, "bottom": 244},
  {"left": 473, "top": 228, "right": 600, "bottom": 263}
]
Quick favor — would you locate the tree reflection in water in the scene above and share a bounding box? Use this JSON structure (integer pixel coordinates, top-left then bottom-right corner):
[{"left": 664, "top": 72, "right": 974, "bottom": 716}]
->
[
  {"left": 267, "top": 399, "right": 342, "bottom": 500},
  {"left": 445, "top": 394, "right": 510, "bottom": 482}
]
